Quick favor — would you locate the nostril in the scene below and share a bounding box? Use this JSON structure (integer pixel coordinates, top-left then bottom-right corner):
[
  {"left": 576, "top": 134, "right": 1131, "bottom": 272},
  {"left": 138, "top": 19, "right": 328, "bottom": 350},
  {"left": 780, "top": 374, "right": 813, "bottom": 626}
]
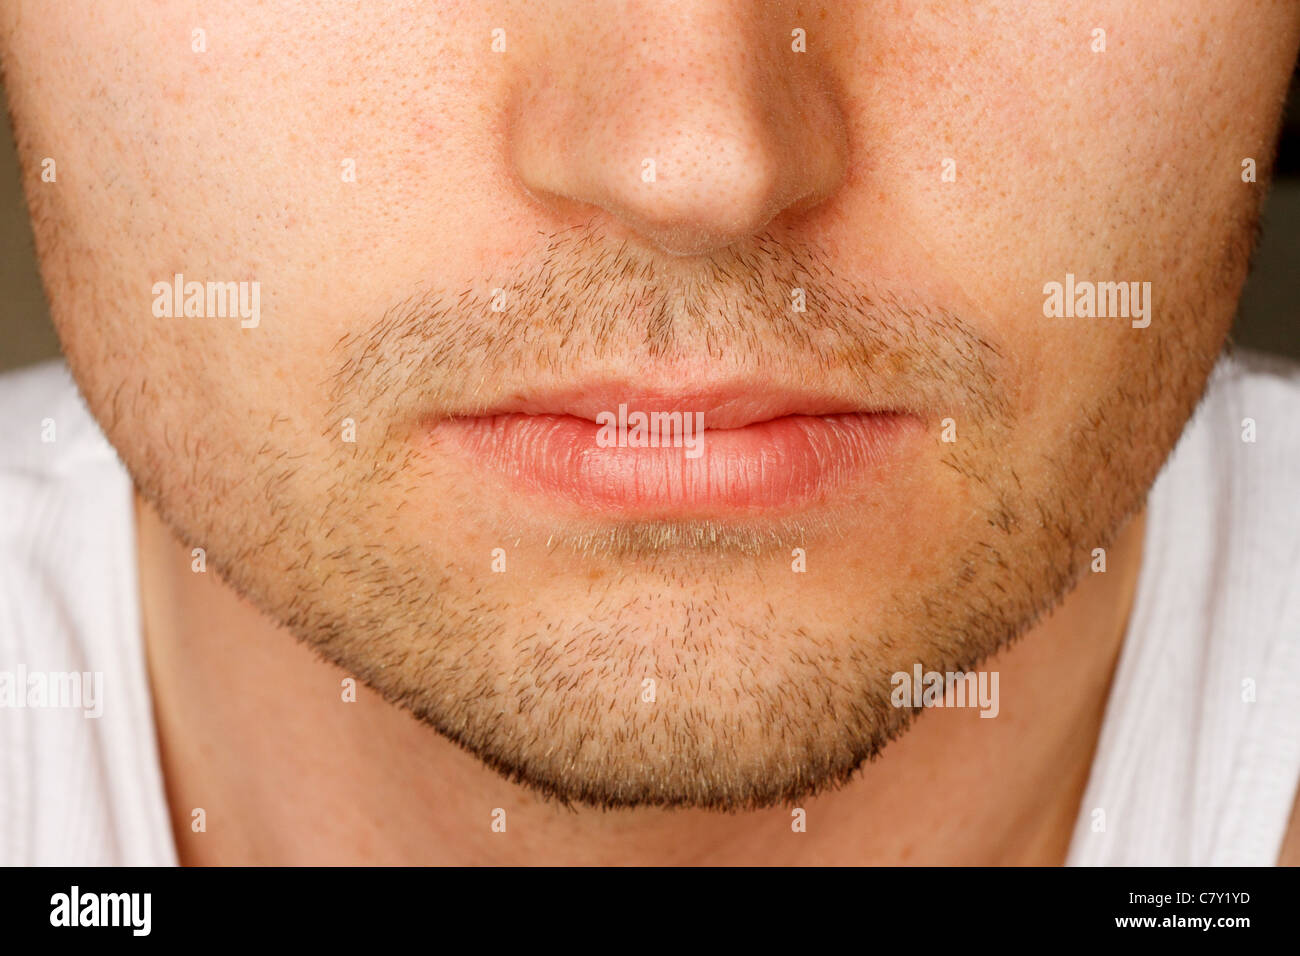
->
[{"left": 506, "top": 55, "right": 848, "bottom": 258}]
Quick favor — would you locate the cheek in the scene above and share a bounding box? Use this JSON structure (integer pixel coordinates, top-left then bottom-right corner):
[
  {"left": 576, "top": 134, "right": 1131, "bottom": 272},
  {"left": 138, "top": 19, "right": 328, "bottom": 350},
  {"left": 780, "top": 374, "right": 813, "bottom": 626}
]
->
[{"left": 840, "top": 1, "right": 1275, "bottom": 356}]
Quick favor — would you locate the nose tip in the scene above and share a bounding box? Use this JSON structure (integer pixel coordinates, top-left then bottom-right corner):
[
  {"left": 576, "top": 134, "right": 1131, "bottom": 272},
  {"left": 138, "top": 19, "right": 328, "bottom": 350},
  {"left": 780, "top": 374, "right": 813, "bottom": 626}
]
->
[
  {"left": 507, "top": 33, "right": 847, "bottom": 257},
  {"left": 570, "top": 133, "right": 830, "bottom": 257}
]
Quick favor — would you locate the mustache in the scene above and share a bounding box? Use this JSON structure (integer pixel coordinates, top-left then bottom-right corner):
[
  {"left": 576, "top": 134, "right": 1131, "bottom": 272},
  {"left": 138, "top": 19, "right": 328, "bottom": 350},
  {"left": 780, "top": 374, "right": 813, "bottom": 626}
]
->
[{"left": 325, "top": 222, "right": 1010, "bottom": 432}]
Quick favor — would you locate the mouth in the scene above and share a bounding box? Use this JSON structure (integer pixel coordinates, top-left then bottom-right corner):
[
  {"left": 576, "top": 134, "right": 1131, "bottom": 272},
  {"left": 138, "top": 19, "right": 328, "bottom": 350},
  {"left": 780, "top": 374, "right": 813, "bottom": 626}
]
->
[{"left": 423, "top": 382, "right": 922, "bottom": 518}]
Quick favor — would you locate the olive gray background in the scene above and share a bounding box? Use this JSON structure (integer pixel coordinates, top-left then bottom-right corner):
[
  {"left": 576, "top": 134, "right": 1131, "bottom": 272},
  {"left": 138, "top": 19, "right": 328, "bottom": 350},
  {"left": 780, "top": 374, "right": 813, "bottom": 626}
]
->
[{"left": 2, "top": 73, "right": 1297, "bottom": 372}]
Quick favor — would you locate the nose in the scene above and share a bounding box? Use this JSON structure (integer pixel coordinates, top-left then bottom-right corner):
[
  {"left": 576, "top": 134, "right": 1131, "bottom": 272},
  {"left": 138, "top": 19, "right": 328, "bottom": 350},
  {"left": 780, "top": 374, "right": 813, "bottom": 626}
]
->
[{"left": 506, "top": 5, "right": 848, "bottom": 257}]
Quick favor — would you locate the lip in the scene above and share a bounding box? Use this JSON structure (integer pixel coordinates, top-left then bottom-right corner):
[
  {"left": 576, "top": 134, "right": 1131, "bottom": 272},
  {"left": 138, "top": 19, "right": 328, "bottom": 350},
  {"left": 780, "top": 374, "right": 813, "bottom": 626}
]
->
[{"left": 425, "top": 384, "right": 921, "bottom": 516}]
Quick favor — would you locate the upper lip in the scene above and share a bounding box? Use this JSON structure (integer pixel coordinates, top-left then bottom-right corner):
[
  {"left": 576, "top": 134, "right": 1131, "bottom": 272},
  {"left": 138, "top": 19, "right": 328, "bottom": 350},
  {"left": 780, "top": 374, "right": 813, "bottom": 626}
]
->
[{"left": 439, "top": 381, "right": 905, "bottom": 430}]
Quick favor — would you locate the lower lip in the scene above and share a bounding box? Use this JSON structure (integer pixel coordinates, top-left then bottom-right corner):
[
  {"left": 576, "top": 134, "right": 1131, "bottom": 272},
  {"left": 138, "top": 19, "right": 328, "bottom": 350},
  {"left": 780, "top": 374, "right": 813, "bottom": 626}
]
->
[{"left": 432, "top": 412, "right": 917, "bottom": 515}]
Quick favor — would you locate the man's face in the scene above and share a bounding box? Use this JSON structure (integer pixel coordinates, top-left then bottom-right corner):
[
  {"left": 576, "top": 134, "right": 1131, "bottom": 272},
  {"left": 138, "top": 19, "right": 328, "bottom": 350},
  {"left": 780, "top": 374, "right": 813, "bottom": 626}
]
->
[{"left": 3, "top": 1, "right": 1296, "bottom": 808}]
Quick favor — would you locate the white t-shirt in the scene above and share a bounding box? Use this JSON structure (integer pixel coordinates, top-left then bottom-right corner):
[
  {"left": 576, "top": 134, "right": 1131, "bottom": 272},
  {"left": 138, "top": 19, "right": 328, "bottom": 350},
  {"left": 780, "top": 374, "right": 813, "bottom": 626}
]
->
[{"left": 1, "top": 354, "right": 1297, "bottom": 865}]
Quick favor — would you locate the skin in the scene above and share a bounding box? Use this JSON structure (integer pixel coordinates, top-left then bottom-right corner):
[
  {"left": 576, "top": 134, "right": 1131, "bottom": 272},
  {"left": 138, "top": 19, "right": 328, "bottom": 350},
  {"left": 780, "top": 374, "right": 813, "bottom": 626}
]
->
[{"left": 2, "top": 1, "right": 1298, "bottom": 862}]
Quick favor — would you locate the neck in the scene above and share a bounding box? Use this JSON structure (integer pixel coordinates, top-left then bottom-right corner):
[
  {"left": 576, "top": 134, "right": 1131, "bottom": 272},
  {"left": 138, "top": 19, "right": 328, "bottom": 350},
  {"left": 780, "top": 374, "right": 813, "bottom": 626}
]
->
[{"left": 136, "top": 492, "right": 1144, "bottom": 865}]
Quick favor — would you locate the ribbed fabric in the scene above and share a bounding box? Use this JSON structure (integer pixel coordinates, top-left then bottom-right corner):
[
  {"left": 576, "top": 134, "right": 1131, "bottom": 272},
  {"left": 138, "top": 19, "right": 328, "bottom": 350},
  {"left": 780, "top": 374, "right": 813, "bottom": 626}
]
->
[
  {"left": 1066, "top": 350, "right": 1300, "bottom": 865},
  {"left": 0, "top": 354, "right": 1296, "bottom": 865},
  {"left": 0, "top": 361, "right": 176, "bottom": 865}
]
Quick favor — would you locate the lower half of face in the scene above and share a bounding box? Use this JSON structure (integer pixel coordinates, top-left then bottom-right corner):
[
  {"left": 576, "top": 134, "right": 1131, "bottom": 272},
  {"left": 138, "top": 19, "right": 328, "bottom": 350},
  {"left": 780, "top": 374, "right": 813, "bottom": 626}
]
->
[
  {"left": 6, "top": 0, "right": 1294, "bottom": 807},
  {"left": 79, "top": 264, "right": 1234, "bottom": 810}
]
